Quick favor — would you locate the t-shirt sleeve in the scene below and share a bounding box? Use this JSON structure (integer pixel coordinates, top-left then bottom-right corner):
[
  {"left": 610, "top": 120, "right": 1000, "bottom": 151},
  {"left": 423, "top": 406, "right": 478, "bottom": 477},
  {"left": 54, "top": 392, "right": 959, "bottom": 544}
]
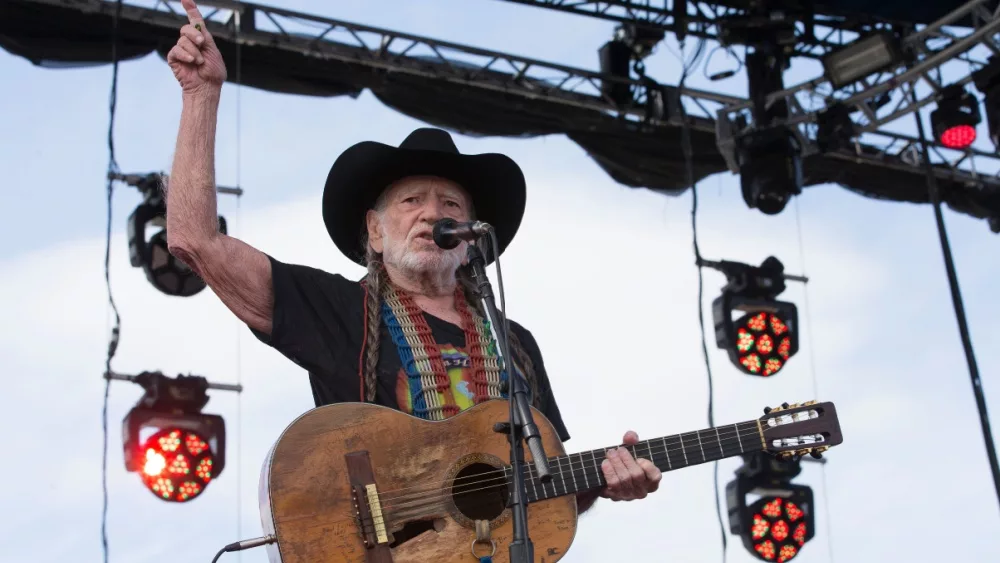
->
[
  {"left": 250, "top": 255, "right": 361, "bottom": 382},
  {"left": 512, "top": 323, "right": 571, "bottom": 443}
]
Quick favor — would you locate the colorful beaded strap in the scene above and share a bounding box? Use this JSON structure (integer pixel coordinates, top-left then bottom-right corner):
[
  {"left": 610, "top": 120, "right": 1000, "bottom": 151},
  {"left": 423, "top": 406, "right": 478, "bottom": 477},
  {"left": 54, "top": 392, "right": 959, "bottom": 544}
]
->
[{"left": 381, "top": 281, "right": 509, "bottom": 421}]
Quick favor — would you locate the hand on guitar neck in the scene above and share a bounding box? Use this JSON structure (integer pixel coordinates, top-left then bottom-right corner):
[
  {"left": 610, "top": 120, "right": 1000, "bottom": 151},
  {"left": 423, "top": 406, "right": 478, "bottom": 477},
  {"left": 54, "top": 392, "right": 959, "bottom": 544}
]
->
[{"left": 592, "top": 430, "right": 662, "bottom": 506}]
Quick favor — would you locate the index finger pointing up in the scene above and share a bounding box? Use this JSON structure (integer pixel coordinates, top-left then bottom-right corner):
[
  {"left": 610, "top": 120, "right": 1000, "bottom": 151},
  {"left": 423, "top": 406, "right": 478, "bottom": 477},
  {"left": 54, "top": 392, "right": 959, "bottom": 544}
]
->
[{"left": 181, "top": 0, "right": 204, "bottom": 27}]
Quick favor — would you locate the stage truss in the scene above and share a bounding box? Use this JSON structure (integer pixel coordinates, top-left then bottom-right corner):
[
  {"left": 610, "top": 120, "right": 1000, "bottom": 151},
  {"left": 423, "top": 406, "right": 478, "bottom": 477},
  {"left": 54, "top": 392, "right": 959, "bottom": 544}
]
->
[{"left": 10, "top": 0, "right": 1000, "bottom": 222}]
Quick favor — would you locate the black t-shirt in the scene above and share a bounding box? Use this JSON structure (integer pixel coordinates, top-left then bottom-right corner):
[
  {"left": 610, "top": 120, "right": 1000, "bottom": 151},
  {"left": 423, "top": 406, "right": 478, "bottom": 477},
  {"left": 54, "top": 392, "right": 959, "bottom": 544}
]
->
[{"left": 250, "top": 255, "right": 571, "bottom": 442}]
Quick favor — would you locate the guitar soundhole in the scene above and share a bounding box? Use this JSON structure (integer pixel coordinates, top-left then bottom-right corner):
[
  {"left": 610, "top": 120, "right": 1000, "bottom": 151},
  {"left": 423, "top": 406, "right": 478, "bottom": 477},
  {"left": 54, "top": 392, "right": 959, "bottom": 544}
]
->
[{"left": 451, "top": 462, "right": 508, "bottom": 521}]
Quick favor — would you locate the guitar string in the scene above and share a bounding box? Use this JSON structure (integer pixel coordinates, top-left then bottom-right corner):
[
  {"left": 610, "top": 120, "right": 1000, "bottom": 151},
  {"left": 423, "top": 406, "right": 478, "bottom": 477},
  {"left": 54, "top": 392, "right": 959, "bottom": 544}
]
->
[
  {"left": 374, "top": 420, "right": 777, "bottom": 505},
  {"left": 306, "top": 417, "right": 829, "bottom": 536},
  {"left": 377, "top": 418, "right": 825, "bottom": 510},
  {"left": 349, "top": 436, "right": 768, "bottom": 536},
  {"left": 379, "top": 424, "right": 780, "bottom": 508},
  {"left": 376, "top": 423, "right": 766, "bottom": 509},
  {"left": 346, "top": 431, "right": 766, "bottom": 535},
  {"left": 379, "top": 424, "right": 759, "bottom": 508},
  {"left": 369, "top": 421, "right": 762, "bottom": 501}
]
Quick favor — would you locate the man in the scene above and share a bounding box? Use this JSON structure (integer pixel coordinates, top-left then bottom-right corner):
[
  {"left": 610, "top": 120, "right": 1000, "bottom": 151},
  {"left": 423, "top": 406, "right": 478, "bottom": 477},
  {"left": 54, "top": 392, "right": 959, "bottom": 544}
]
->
[{"left": 165, "top": 0, "right": 660, "bottom": 514}]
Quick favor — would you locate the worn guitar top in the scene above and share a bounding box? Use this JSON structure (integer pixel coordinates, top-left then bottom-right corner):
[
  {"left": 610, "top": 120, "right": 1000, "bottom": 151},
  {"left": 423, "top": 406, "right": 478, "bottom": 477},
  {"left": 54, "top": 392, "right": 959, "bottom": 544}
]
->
[{"left": 250, "top": 255, "right": 572, "bottom": 442}]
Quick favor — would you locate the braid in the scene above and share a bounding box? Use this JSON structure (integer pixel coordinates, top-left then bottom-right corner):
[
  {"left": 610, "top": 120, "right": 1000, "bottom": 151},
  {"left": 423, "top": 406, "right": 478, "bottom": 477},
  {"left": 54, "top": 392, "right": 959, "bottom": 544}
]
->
[
  {"left": 362, "top": 245, "right": 386, "bottom": 402},
  {"left": 457, "top": 266, "right": 540, "bottom": 407}
]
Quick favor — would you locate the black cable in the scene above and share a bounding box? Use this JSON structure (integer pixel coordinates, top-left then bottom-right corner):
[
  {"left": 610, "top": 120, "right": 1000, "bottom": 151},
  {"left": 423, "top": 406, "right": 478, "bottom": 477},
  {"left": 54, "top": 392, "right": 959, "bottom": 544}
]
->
[
  {"left": 676, "top": 43, "right": 727, "bottom": 562},
  {"left": 910, "top": 93, "right": 1000, "bottom": 511},
  {"left": 489, "top": 231, "right": 509, "bottom": 358},
  {"left": 211, "top": 546, "right": 227, "bottom": 563},
  {"left": 101, "top": 3, "right": 124, "bottom": 562}
]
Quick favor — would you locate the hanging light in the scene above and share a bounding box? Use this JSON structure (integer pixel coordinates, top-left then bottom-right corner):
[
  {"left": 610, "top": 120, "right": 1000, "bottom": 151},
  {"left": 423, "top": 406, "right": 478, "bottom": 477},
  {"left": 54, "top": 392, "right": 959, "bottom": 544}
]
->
[
  {"left": 737, "top": 127, "right": 803, "bottom": 216},
  {"left": 973, "top": 56, "right": 1000, "bottom": 151},
  {"left": 711, "top": 256, "right": 800, "bottom": 377},
  {"left": 930, "top": 84, "right": 981, "bottom": 150},
  {"left": 121, "top": 173, "right": 227, "bottom": 297},
  {"left": 726, "top": 451, "right": 816, "bottom": 563},
  {"left": 821, "top": 31, "right": 903, "bottom": 89},
  {"left": 121, "top": 372, "right": 227, "bottom": 503}
]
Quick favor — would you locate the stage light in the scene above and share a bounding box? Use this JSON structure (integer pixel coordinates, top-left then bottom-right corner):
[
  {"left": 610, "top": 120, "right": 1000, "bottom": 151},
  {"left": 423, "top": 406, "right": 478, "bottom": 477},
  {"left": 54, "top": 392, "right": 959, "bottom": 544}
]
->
[
  {"left": 737, "top": 127, "right": 803, "bottom": 216},
  {"left": 727, "top": 452, "right": 816, "bottom": 563},
  {"left": 122, "top": 371, "right": 227, "bottom": 503},
  {"left": 821, "top": 31, "right": 902, "bottom": 89},
  {"left": 124, "top": 173, "right": 227, "bottom": 297},
  {"left": 931, "top": 84, "right": 981, "bottom": 150},
  {"left": 973, "top": 56, "right": 1000, "bottom": 150},
  {"left": 738, "top": 48, "right": 801, "bottom": 216},
  {"left": 710, "top": 256, "right": 800, "bottom": 377}
]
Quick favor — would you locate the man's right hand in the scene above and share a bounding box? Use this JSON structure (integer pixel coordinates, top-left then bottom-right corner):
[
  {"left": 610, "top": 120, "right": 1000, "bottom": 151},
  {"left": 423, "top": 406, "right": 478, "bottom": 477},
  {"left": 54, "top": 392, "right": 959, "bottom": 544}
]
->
[{"left": 167, "top": 0, "right": 228, "bottom": 95}]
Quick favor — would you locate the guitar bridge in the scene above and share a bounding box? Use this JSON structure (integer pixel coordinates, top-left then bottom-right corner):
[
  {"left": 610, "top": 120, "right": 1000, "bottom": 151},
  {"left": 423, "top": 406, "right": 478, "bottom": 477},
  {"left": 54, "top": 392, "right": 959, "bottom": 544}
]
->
[
  {"left": 345, "top": 451, "right": 392, "bottom": 562},
  {"left": 364, "top": 484, "right": 389, "bottom": 544}
]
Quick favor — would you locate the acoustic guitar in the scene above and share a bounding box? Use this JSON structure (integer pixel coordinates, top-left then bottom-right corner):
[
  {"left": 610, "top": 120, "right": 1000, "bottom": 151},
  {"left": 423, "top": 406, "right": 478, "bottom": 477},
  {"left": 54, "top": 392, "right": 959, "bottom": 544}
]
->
[{"left": 257, "top": 399, "right": 842, "bottom": 563}]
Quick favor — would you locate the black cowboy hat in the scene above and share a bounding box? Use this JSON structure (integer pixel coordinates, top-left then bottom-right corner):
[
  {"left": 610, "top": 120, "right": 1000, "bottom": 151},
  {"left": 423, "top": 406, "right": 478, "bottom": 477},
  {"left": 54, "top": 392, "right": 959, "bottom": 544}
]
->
[{"left": 323, "top": 128, "right": 527, "bottom": 265}]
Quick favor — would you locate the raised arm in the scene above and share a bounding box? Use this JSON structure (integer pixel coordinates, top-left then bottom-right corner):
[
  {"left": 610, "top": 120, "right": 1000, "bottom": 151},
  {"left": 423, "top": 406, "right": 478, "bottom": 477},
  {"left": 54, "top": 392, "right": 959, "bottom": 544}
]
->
[{"left": 165, "top": 0, "right": 273, "bottom": 335}]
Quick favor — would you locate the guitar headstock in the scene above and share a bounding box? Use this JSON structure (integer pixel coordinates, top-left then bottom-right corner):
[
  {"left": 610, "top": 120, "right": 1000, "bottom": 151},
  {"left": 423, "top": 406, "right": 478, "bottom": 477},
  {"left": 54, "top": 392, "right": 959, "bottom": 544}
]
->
[{"left": 759, "top": 401, "right": 843, "bottom": 461}]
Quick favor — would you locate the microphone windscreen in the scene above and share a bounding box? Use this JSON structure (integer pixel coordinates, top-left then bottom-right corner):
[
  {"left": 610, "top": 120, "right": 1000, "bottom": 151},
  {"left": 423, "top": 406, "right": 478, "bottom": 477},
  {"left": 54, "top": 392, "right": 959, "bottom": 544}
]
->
[{"left": 432, "top": 218, "right": 460, "bottom": 250}]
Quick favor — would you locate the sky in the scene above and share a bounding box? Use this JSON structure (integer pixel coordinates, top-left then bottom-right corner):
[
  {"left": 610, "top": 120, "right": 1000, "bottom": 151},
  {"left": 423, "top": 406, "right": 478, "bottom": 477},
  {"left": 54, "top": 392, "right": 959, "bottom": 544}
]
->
[{"left": 1, "top": 1, "right": 999, "bottom": 562}]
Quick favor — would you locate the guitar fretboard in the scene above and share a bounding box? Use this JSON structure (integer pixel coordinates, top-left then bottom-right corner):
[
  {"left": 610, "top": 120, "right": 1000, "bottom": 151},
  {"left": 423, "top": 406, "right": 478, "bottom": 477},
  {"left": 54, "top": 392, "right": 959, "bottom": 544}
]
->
[{"left": 505, "top": 420, "right": 764, "bottom": 503}]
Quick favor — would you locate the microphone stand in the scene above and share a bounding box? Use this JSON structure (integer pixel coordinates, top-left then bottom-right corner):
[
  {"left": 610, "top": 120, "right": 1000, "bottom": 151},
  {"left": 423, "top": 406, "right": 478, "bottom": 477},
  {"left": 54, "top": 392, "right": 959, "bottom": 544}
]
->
[{"left": 466, "top": 241, "right": 551, "bottom": 563}]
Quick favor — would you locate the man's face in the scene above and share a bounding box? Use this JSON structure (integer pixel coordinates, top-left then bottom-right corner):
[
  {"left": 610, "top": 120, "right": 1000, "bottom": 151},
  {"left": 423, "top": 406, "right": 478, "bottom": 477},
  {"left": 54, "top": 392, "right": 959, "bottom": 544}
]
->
[{"left": 366, "top": 176, "right": 473, "bottom": 275}]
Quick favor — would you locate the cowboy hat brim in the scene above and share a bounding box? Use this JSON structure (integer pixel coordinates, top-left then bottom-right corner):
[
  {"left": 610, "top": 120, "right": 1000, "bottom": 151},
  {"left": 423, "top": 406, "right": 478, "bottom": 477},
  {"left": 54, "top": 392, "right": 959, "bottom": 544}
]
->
[{"left": 323, "top": 139, "right": 526, "bottom": 265}]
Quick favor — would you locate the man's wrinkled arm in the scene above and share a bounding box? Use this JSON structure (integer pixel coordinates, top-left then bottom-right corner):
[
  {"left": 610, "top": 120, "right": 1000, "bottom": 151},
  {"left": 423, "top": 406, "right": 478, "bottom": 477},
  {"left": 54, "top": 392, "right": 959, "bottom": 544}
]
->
[{"left": 166, "top": 90, "right": 274, "bottom": 335}]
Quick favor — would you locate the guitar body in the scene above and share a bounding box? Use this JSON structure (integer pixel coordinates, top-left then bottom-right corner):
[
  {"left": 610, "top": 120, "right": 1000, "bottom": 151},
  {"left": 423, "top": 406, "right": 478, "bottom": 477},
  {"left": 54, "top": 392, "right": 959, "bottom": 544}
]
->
[{"left": 259, "top": 400, "right": 577, "bottom": 563}]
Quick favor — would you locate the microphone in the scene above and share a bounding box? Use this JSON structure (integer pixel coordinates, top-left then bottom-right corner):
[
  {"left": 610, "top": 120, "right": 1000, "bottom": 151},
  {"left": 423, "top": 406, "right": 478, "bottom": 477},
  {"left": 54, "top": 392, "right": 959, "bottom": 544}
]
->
[{"left": 432, "top": 218, "right": 492, "bottom": 249}]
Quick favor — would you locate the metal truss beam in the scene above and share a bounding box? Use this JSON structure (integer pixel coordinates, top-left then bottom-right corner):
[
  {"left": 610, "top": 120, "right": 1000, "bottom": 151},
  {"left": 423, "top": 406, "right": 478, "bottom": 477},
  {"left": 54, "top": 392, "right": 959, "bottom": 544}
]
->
[
  {"left": 716, "top": 0, "right": 1000, "bottom": 191},
  {"left": 21, "top": 0, "right": 1000, "bottom": 193},
  {"left": 33, "top": 0, "right": 737, "bottom": 131},
  {"left": 490, "top": 0, "right": 911, "bottom": 60}
]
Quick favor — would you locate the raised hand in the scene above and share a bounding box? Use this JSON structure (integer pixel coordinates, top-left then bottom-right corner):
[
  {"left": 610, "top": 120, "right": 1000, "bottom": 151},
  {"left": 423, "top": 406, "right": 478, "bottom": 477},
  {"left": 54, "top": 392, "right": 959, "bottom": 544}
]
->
[{"left": 167, "top": 0, "right": 227, "bottom": 95}]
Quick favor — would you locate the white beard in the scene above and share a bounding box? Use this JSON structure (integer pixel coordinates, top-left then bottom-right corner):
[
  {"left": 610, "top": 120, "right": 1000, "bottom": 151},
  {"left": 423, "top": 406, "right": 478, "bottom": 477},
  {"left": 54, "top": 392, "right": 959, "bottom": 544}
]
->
[{"left": 381, "top": 227, "right": 465, "bottom": 277}]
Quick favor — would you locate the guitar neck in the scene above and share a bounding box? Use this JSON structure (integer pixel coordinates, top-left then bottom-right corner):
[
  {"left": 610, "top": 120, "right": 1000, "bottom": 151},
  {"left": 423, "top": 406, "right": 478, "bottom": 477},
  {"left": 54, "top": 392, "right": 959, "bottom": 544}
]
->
[{"left": 517, "top": 419, "right": 765, "bottom": 503}]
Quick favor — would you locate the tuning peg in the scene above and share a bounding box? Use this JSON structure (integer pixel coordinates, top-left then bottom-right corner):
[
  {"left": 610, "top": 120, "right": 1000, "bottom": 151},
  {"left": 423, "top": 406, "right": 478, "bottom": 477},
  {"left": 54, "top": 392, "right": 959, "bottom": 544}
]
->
[
  {"left": 763, "top": 406, "right": 772, "bottom": 414},
  {"left": 781, "top": 402, "right": 790, "bottom": 409},
  {"left": 810, "top": 451, "right": 823, "bottom": 459}
]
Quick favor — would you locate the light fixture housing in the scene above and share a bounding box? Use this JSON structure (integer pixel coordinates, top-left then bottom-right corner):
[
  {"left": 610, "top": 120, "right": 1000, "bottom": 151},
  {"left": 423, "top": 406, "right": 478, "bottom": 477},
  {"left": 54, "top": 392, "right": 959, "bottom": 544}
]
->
[
  {"left": 727, "top": 452, "right": 816, "bottom": 563},
  {"left": 712, "top": 257, "right": 799, "bottom": 376},
  {"left": 931, "top": 84, "right": 981, "bottom": 150},
  {"left": 736, "top": 127, "right": 803, "bottom": 216},
  {"left": 973, "top": 56, "right": 1000, "bottom": 150},
  {"left": 126, "top": 175, "right": 226, "bottom": 297},
  {"left": 122, "top": 372, "right": 226, "bottom": 503},
  {"left": 822, "top": 31, "right": 903, "bottom": 89}
]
